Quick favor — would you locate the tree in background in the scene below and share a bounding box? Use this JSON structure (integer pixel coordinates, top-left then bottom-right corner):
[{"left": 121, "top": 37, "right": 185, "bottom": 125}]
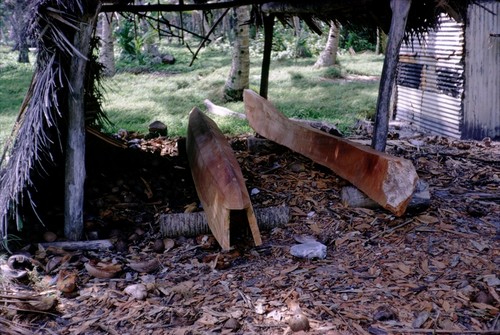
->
[
  {"left": 0, "top": 1, "right": 7, "bottom": 43},
  {"left": 314, "top": 20, "right": 340, "bottom": 68},
  {"left": 98, "top": 13, "right": 116, "bottom": 76},
  {"left": 223, "top": 6, "right": 250, "bottom": 101},
  {"left": 375, "top": 27, "right": 388, "bottom": 55},
  {"left": 2, "top": 0, "right": 31, "bottom": 63}
]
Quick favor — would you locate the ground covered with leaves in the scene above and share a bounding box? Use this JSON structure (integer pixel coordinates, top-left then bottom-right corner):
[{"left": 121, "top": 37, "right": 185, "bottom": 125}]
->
[{"left": 1, "top": 121, "right": 499, "bottom": 335}]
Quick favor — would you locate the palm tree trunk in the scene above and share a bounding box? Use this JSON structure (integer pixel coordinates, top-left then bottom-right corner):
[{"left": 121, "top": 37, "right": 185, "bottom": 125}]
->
[
  {"left": 99, "top": 13, "right": 115, "bottom": 76},
  {"left": 223, "top": 6, "right": 250, "bottom": 101},
  {"left": 314, "top": 21, "right": 339, "bottom": 68}
]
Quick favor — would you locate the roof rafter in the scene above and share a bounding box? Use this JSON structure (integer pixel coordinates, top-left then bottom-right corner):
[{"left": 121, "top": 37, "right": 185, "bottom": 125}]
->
[{"left": 101, "top": 0, "right": 271, "bottom": 13}]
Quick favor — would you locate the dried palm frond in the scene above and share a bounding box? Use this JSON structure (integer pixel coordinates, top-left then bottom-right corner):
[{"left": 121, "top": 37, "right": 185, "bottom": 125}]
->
[
  {"left": 0, "top": 0, "right": 101, "bottom": 251},
  {"left": 0, "top": 317, "right": 36, "bottom": 335}
]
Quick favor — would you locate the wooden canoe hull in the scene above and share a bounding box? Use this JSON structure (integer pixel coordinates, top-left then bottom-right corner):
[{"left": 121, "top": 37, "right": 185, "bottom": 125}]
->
[
  {"left": 243, "top": 89, "right": 418, "bottom": 216},
  {"left": 186, "top": 107, "right": 262, "bottom": 250}
]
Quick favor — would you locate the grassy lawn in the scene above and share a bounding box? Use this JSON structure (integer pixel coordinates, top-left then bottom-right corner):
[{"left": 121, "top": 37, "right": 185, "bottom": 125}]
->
[
  {"left": 0, "top": 46, "right": 35, "bottom": 149},
  {"left": 0, "top": 44, "right": 383, "bottom": 148}
]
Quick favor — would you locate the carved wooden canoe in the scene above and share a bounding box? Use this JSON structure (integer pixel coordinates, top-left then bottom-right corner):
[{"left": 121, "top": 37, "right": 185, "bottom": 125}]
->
[
  {"left": 243, "top": 89, "right": 418, "bottom": 216},
  {"left": 186, "top": 107, "right": 262, "bottom": 250}
]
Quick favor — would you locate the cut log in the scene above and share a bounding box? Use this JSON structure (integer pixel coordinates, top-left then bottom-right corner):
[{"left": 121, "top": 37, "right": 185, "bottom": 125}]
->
[
  {"left": 341, "top": 180, "right": 430, "bottom": 214},
  {"left": 39, "top": 239, "right": 114, "bottom": 251},
  {"left": 186, "top": 107, "right": 262, "bottom": 250},
  {"left": 159, "top": 206, "right": 290, "bottom": 237},
  {"left": 204, "top": 99, "right": 247, "bottom": 119},
  {"left": 243, "top": 89, "right": 418, "bottom": 216}
]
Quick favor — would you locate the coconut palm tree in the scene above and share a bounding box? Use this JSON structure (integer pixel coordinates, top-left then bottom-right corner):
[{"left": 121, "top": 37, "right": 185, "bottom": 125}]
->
[
  {"left": 223, "top": 5, "right": 250, "bottom": 101},
  {"left": 314, "top": 20, "right": 340, "bottom": 68}
]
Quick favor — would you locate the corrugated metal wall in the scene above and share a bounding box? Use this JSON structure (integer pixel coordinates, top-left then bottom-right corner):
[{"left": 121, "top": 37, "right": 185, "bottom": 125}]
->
[
  {"left": 463, "top": 1, "right": 500, "bottom": 140},
  {"left": 395, "top": 14, "right": 465, "bottom": 138}
]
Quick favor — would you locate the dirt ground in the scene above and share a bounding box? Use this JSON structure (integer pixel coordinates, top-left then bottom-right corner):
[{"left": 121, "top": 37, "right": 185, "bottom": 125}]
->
[{"left": 1, "top": 121, "right": 499, "bottom": 335}]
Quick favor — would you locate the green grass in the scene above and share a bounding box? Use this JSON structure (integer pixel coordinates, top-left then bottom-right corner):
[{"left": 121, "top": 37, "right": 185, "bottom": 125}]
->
[
  {"left": 0, "top": 43, "right": 383, "bottom": 146},
  {"left": 337, "top": 52, "right": 385, "bottom": 76},
  {"left": 103, "top": 46, "right": 382, "bottom": 136},
  {"left": 0, "top": 46, "right": 34, "bottom": 149}
]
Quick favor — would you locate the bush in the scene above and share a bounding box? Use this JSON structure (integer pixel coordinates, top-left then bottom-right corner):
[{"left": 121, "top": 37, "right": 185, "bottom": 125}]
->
[
  {"left": 116, "top": 19, "right": 136, "bottom": 58},
  {"left": 339, "top": 25, "right": 376, "bottom": 52}
]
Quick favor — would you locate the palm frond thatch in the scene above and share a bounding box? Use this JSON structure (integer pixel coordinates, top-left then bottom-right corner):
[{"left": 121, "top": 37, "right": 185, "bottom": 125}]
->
[{"left": 0, "top": 0, "right": 101, "bottom": 251}]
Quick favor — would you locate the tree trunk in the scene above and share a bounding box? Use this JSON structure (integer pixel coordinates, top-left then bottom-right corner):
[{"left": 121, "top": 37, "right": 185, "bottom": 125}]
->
[
  {"left": 192, "top": 11, "right": 207, "bottom": 36},
  {"left": 17, "top": 27, "right": 29, "bottom": 63},
  {"left": 223, "top": 6, "right": 250, "bottom": 101},
  {"left": 99, "top": 13, "right": 115, "bottom": 76},
  {"left": 376, "top": 27, "right": 381, "bottom": 54},
  {"left": 293, "top": 16, "right": 301, "bottom": 36},
  {"left": 7, "top": 0, "right": 30, "bottom": 63},
  {"left": 314, "top": 20, "right": 339, "bottom": 68},
  {"left": 222, "top": 7, "right": 231, "bottom": 40},
  {"left": 64, "top": 5, "right": 101, "bottom": 241},
  {"left": 376, "top": 27, "right": 388, "bottom": 55}
]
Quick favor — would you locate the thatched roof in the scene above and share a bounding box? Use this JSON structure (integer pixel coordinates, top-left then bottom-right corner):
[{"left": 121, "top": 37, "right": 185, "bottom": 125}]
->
[
  {"left": 0, "top": 0, "right": 103, "bottom": 249},
  {"left": 0, "top": 0, "right": 473, "bottom": 250},
  {"left": 259, "top": 0, "right": 470, "bottom": 38},
  {"left": 102, "top": 0, "right": 471, "bottom": 36}
]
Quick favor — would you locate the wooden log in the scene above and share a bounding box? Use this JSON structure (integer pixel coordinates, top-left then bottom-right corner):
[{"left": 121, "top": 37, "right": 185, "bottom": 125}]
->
[
  {"left": 204, "top": 99, "right": 247, "bottom": 119},
  {"left": 186, "top": 107, "right": 262, "bottom": 250},
  {"left": 341, "top": 180, "right": 430, "bottom": 214},
  {"left": 243, "top": 89, "right": 418, "bottom": 217},
  {"left": 159, "top": 206, "right": 290, "bottom": 237},
  {"left": 39, "top": 239, "right": 114, "bottom": 251}
]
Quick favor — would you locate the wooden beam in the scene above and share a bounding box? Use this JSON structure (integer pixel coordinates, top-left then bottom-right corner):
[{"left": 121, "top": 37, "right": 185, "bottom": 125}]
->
[
  {"left": 243, "top": 89, "right": 418, "bottom": 216},
  {"left": 101, "top": 0, "right": 271, "bottom": 13},
  {"left": 371, "top": 0, "right": 412, "bottom": 152},
  {"left": 186, "top": 107, "right": 262, "bottom": 250},
  {"left": 261, "top": 0, "right": 372, "bottom": 15}
]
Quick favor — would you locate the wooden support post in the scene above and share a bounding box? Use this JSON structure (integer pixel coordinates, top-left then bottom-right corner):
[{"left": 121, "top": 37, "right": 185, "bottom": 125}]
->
[
  {"left": 64, "top": 5, "right": 101, "bottom": 241},
  {"left": 186, "top": 108, "right": 262, "bottom": 250},
  {"left": 260, "top": 14, "right": 275, "bottom": 99},
  {"left": 244, "top": 89, "right": 418, "bottom": 216},
  {"left": 372, "top": 0, "right": 412, "bottom": 152}
]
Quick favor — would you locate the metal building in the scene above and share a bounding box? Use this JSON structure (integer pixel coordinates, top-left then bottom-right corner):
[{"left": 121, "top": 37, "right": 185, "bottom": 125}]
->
[{"left": 395, "top": 1, "right": 499, "bottom": 140}]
